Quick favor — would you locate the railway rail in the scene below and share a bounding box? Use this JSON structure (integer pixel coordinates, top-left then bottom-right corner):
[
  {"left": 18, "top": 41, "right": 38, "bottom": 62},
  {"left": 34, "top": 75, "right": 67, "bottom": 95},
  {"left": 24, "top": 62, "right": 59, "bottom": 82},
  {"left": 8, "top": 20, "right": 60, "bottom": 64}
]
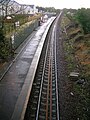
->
[
  {"left": 0, "top": 13, "right": 62, "bottom": 120},
  {"left": 0, "top": 17, "right": 55, "bottom": 120},
  {"left": 24, "top": 15, "right": 61, "bottom": 120}
]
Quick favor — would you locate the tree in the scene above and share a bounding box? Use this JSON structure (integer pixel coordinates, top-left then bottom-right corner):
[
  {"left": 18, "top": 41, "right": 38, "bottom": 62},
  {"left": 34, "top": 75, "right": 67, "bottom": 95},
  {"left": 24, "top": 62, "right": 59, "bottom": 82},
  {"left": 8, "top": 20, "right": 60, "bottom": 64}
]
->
[
  {"left": 0, "top": 0, "right": 32, "bottom": 60},
  {"left": 0, "top": 29, "right": 10, "bottom": 60},
  {"left": 75, "top": 8, "right": 90, "bottom": 34},
  {"left": 0, "top": 0, "right": 12, "bottom": 60}
]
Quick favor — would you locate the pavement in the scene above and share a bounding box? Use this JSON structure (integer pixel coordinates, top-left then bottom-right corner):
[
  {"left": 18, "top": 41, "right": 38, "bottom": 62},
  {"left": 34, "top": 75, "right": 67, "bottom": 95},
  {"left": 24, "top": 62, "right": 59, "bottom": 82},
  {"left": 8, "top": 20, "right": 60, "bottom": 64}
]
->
[{"left": 0, "top": 18, "right": 55, "bottom": 120}]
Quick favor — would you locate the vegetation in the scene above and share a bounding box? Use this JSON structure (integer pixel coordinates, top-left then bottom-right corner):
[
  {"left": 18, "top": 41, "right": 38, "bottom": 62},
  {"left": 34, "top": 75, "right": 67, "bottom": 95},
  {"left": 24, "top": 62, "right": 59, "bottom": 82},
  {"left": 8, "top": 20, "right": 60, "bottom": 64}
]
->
[
  {"left": 61, "top": 10, "right": 90, "bottom": 119},
  {"left": 0, "top": 0, "right": 42, "bottom": 62},
  {"left": 0, "top": 29, "right": 10, "bottom": 60},
  {"left": 75, "top": 8, "right": 90, "bottom": 34},
  {"left": 0, "top": 1, "right": 58, "bottom": 62},
  {"left": 37, "top": 6, "right": 60, "bottom": 14}
]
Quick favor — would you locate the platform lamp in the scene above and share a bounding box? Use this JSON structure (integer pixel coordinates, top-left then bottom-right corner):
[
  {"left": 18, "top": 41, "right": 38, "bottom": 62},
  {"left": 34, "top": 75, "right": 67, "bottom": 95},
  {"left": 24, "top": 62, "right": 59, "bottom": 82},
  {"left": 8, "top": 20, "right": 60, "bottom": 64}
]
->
[{"left": 6, "top": 16, "right": 15, "bottom": 58}]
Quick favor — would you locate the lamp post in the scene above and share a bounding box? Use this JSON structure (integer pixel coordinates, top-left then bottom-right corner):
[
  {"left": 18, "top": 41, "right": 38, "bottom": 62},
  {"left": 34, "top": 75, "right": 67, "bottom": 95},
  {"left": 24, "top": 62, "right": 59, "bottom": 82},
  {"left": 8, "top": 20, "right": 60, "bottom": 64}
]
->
[{"left": 6, "top": 16, "right": 15, "bottom": 58}]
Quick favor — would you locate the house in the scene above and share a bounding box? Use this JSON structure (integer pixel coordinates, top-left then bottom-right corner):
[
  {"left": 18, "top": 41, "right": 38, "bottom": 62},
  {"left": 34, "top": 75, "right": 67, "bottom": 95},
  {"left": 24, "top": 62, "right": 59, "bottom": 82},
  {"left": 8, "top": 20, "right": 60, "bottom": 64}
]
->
[
  {"left": 0, "top": 0, "right": 38, "bottom": 16},
  {"left": 29, "top": 5, "right": 38, "bottom": 14},
  {"left": 9, "top": 1, "right": 38, "bottom": 15},
  {"left": 8, "top": 0, "right": 21, "bottom": 14},
  {"left": 20, "top": 4, "right": 38, "bottom": 15}
]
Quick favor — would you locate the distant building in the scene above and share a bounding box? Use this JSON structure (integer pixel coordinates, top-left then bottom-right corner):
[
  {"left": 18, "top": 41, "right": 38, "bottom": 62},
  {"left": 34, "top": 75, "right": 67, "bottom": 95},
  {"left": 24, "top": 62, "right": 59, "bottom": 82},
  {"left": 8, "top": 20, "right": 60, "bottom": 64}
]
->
[
  {"left": 0, "top": 0, "right": 38, "bottom": 16},
  {"left": 20, "top": 5, "right": 38, "bottom": 15},
  {"left": 29, "top": 5, "right": 38, "bottom": 14},
  {"left": 8, "top": 1, "right": 21, "bottom": 14},
  {"left": 0, "top": 5, "right": 3, "bottom": 16}
]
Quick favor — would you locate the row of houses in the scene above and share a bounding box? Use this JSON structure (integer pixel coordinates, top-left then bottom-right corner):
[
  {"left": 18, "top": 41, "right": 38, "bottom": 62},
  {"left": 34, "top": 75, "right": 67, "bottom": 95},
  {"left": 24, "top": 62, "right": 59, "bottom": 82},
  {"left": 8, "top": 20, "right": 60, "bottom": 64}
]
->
[{"left": 0, "top": 0, "right": 38, "bottom": 16}]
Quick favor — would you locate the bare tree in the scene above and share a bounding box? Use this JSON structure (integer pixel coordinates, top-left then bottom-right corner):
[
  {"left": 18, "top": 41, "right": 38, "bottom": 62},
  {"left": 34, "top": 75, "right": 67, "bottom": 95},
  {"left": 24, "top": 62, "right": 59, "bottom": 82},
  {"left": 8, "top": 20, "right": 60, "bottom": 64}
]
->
[{"left": 0, "top": 0, "right": 30, "bottom": 17}]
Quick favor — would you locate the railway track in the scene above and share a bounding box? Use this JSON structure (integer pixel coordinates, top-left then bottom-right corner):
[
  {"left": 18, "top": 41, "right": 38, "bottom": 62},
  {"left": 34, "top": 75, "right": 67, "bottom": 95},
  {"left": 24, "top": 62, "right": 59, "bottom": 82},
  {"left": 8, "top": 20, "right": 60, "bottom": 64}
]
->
[{"left": 24, "top": 15, "right": 60, "bottom": 120}]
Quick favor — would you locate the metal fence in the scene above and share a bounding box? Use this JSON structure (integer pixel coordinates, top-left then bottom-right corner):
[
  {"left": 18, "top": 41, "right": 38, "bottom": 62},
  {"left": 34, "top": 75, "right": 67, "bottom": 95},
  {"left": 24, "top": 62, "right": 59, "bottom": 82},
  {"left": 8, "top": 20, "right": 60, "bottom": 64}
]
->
[{"left": 12, "top": 20, "right": 39, "bottom": 49}]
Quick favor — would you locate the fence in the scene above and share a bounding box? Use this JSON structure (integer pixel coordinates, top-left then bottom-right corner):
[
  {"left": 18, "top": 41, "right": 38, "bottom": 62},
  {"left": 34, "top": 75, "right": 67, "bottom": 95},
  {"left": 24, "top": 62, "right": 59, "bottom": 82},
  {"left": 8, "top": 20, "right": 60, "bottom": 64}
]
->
[{"left": 12, "top": 20, "right": 39, "bottom": 50}]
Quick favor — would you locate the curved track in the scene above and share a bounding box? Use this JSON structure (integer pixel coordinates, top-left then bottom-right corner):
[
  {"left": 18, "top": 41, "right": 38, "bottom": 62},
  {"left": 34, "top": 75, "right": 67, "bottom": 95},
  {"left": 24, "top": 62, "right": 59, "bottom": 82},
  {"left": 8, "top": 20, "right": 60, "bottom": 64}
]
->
[{"left": 24, "top": 15, "right": 61, "bottom": 120}]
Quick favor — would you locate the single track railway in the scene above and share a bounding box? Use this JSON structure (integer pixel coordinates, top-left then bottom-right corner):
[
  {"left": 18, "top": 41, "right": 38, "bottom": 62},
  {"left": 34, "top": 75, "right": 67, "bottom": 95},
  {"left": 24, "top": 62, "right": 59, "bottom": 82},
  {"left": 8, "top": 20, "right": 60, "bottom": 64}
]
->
[{"left": 24, "top": 15, "right": 61, "bottom": 120}]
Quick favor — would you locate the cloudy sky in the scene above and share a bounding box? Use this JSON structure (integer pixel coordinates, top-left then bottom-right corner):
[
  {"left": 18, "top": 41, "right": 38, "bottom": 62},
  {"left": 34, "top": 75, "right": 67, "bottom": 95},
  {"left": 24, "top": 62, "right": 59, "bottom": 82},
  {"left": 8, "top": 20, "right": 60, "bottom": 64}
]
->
[{"left": 15, "top": 0, "right": 90, "bottom": 9}]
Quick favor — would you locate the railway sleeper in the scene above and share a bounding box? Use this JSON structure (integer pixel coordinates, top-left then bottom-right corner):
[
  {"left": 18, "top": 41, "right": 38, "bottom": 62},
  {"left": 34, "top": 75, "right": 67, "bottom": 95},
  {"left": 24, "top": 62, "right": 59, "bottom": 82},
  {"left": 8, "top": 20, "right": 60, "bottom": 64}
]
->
[
  {"left": 30, "top": 114, "right": 35, "bottom": 118},
  {"left": 30, "top": 103, "right": 37, "bottom": 108},
  {"left": 52, "top": 68, "right": 55, "bottom": 71},
  {"left": 31, "top": 107, "right": 37, "bottom": 112},
  {"left": 41, "top": 91, "right": 47, "bottom": 95},
  {"left": 38, "top": 115, "right": 46, "bottom": 120},
  {"left": 52, "top": 84, "right": 56, "bottom": 87},
  {"left": 52, "top": 80, "right": 56, "bottom": 83},
  {"left": 36, "top": 78, "right": 42, "bottom": 82},
  {"left": 44, "top": 76, "right": 48, "bottom": 80},
  {"left": 52, "top": 92, "right": 56, "bottom": 96},
  {"left": 44, "top": 72, "right": 48, "bottom": 76},
  {"left": 34, "top": 90, "right": 40, "bottom": 93},
  {"left": 33, "top": 80, "right": 41, "bottom": 84},
  {"left": 37, "top": 73, "right": 43, "bottom": 77},
  {"left": 52, "top": 74, "right": 56, "bottom": 77},
  {"left": 51, "top": 117, "right": 57, "bottom": 120},
  {"left": 33, "top": 94, "right": 39, "bottom": 99},
  {"left": 52, "top": 109, "right": 57, "bottom": 113},
  {"left": 34, "top": 85, "right": 40, "bottom": 89},
  {"left": 40, "top": 102, "right": 46, "bottom": 107},
  {"left": 39, "top": 108, "right": 46, "bottom": 113},
  {"left": 52, "top": 97, "right": 56, "bottom": 101},
  {"left": 34, "top": 90, "right": 39, "bottom": 94},
  {"left": 42, "top": 83, "right": 48, "bottom": 87},
  {"left": 41, "top": 97, "right": 47, "bottom": 102},
  {"left": 32, "top": 100, "right": 38, "bottom": 104},
  {"left": 43, "top": 80, "right": 48, "bottom": 84},
  {"left": 52, "top": 104, "right": 56, "bottom": 109},
  {"left": 52, "top": 87, "right": 56, "bottom": 91},
  {"left": 42, "top": 87, "right": 47, "bottom": 91}
]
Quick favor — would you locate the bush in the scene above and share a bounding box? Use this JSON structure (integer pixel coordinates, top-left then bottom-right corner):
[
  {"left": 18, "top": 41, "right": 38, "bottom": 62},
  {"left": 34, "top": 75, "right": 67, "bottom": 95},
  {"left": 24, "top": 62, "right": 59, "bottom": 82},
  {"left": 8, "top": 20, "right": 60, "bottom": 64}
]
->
[
  {"left": 75, "top": 8, "right": 90, "bottom": 34},
  {"left": 0, "top": 29, "right": 10, "bottom": 60}
]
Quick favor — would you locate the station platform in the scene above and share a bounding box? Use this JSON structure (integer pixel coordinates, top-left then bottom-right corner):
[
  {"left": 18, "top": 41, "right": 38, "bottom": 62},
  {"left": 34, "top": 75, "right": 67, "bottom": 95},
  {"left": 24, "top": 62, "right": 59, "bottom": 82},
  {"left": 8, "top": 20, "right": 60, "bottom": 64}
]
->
[{"left": 0, "top": 17, "right": 55, "bottom": 120}]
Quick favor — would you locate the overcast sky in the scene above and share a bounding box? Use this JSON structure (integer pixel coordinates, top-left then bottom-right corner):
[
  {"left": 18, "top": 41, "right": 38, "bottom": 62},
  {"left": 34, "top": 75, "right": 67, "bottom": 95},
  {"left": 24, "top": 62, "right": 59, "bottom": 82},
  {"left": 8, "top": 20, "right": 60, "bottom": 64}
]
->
[{"left": 15, "top": 0, "right": 90, "bottom": 9}]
